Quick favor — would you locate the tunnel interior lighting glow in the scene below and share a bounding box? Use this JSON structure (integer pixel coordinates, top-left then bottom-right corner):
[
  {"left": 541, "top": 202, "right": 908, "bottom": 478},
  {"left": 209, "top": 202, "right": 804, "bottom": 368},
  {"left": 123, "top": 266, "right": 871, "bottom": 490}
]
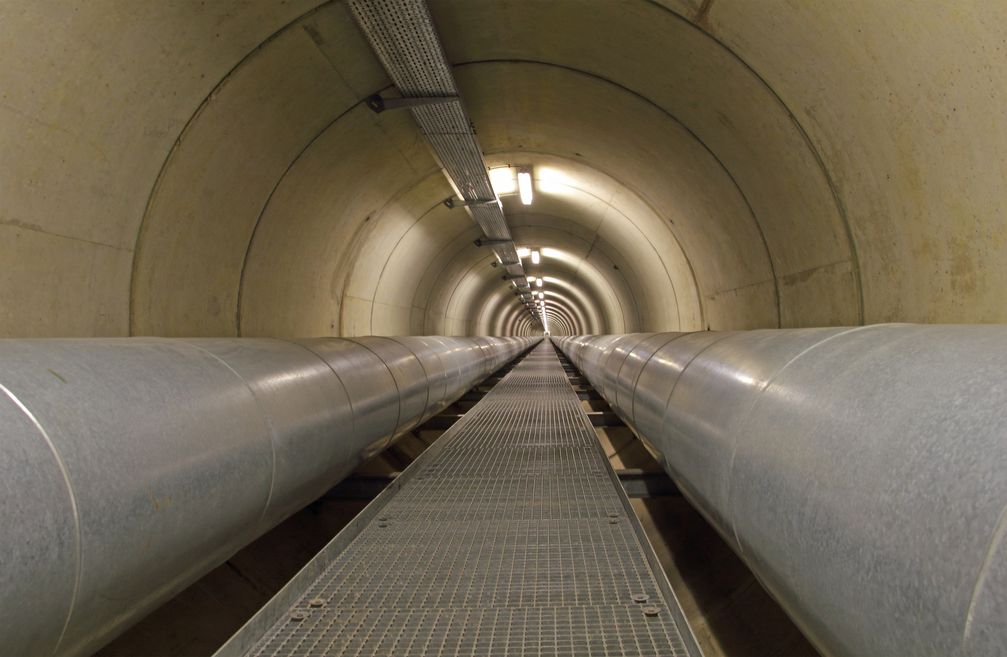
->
[
  {"left": 527, "top": 275, "right": 536, "bottom": 283},
  {"left": 488, "top": 166, "right": 517, "bottom": 196},
  {"left": 540, "top": 247, "right": 562, "bottom": 259},
  {"left": 531, "top": 249, "right": 541, "bottom": 264},
  {"left": 538, "top": 292, "right": 545, "bottom": 299},
  {"left": 536, "top": 278, "right": 543, "bottom": 288},
  {"left": 517, "top": 169, "right": 533, "bottom": 205},
  {"left": 516, "top": 247, "right": 530, "bottom": 258},
  {"left": 536, "top": 166, "right": 574, "bottom": 195}
]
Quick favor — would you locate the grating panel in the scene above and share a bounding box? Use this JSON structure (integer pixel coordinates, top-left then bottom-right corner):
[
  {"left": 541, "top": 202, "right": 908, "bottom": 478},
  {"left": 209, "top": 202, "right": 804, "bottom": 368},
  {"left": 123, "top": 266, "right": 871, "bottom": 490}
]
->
[{"left": 219, "top": 342, "right": 700, "bottom": 657}]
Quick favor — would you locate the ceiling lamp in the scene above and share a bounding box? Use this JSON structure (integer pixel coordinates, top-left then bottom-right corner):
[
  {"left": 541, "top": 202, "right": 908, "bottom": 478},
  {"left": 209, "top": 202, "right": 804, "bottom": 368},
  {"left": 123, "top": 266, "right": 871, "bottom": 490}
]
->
[{"left": 517, "top": 168, "right": 533, "bottom": 205}]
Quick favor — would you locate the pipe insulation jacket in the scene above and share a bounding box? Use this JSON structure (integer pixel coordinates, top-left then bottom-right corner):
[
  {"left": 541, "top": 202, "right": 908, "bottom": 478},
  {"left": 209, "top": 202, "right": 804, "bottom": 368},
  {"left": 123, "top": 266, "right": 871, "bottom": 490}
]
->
[
  {"left": 554, "top": 326, "right": 1007, "bottom": 657},
  {"left": 0, "top": 335, "right": 537, "bottom": 657}
]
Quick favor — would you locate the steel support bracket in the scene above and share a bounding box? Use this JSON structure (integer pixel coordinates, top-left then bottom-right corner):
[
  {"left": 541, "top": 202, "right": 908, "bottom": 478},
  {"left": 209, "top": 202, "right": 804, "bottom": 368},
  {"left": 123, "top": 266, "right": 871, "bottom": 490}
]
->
[
  {"left": 615, "top": 468, "right": 681, "bottom": 498},
  {"left": 474, "top": 238, "right": 514, "bottom": 248},
  {"left": 366, "top": 93, "right": 459, "bottom": 113},
  {"left": 490, "top": 260, "right": 521, "bottom": 268},
  {"left": 444, "top": 197, "right": 499, "bottom": 209}
]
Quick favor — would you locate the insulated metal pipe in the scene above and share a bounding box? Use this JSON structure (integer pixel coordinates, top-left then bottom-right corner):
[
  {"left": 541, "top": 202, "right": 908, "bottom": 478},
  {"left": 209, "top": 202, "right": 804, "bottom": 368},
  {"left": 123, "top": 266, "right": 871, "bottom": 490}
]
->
[
  {"left": 0, "top": 335, "right": 536, "bottom": 657},
  {"left": 555, "top": 326, "right": 1007, "bottom": 657}
]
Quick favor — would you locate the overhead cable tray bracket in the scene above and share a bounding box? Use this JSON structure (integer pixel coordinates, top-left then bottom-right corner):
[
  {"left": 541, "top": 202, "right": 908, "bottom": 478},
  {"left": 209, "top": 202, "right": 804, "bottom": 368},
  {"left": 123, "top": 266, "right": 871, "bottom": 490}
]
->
[
  {"left": 365, "top": 93, "right": 459, "bottom": 113},
  {"left": 444, "top": 197, "right": 499, "bottom": 209},
  {"left": 473, "top": 238, "right": 513, "bottom": 248}
]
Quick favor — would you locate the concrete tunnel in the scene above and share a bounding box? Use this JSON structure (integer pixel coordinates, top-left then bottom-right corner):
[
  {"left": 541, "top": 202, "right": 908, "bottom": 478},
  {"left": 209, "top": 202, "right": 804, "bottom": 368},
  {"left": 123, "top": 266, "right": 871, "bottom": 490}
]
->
[{"left": 1, "top": 1, "right": 1006, "bottom": 656}]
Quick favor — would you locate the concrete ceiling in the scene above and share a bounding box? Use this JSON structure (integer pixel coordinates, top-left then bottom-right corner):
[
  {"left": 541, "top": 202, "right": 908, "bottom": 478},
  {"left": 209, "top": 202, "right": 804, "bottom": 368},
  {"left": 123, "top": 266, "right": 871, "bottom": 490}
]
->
[{"left": 1, "top": 0, "right": 1004, "bottom": 338}]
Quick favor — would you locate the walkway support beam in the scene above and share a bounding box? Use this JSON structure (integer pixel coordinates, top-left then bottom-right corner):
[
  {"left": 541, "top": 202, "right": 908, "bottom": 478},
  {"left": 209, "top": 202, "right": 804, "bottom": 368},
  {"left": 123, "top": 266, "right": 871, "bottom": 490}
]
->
[
  {"left": 554, "top": 326, "right": 1007, "bottom": 657},
  {"left": 0, "top": 335, "right": 536, "bottom": 657}
]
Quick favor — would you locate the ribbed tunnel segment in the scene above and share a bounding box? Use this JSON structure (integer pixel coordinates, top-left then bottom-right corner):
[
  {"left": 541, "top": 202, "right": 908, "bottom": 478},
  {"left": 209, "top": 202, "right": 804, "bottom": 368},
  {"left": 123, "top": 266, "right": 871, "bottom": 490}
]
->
[
  {"left": 3, "top": 1, "right": 1007, "bottom": 656},
  {"left": 217, "top": 341, "right": 701, "bottom": 657}
]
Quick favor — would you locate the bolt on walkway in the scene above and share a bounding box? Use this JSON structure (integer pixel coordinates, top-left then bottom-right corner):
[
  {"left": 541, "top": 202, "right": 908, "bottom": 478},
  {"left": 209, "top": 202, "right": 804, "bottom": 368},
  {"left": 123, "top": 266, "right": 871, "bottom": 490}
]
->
[{"left": 217, "top": 340, "right": 701, "bottom": 657}]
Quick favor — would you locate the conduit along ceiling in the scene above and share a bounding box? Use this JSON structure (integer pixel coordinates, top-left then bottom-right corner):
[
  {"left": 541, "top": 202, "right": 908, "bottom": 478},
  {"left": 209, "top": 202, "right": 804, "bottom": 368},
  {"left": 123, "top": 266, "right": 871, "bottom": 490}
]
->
[{"left": 1, "top": 0, "right": 1005, "bottom": 340}]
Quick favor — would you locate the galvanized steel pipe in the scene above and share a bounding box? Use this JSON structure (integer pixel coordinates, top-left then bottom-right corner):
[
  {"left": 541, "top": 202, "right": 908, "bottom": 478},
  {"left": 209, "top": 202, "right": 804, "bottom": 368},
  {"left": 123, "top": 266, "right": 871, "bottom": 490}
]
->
[
  {"left": 555, "top": 326, "right": 1007, "bottom": 657},
  {"left": 0, "top": 335, "right": 536, "bottom": 657}
]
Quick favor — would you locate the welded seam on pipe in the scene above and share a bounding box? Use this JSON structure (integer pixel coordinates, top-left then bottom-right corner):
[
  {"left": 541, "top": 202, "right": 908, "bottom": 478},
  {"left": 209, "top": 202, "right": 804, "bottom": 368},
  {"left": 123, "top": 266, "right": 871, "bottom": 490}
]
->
[
  {"left": 189, "top": 343, "right": 280, "bottom": 526},
  {"left": 720, "top": 325, "right": 877, "bottom": 555},
  {"left": 628, "top": 333, "right": 689, "bottom": 428},
  {"left": 964, "top": 502, "right": 1007, "bottom": 647},
  {"left": 284, "top": 340, "right": 358, "bottom": 438},
  {"left": 0, "top": 382, "right": 82, "bottom": 656},
  {"left": 609, "top": 334, "right": 655, "bottom": 413},
  {"left": 385, "top": 337, "right": 433, "bottom": 421},
  {"left": 346, "top": 339, "right": 404, "bottom": 445}
]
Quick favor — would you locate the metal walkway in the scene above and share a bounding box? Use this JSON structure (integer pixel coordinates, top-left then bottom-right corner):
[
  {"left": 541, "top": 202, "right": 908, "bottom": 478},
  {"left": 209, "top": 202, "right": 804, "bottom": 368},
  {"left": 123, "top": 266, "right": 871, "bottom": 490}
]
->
[{"left": 217, "top": 341, "right": 701, "bottom": 657}]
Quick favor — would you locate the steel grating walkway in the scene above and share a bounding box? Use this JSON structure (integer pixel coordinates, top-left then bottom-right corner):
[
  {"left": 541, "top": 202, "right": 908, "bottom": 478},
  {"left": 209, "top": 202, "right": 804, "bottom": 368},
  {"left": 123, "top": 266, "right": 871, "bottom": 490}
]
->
[{"left": 217, "top": 341, "right": 701, "bottom": 657}]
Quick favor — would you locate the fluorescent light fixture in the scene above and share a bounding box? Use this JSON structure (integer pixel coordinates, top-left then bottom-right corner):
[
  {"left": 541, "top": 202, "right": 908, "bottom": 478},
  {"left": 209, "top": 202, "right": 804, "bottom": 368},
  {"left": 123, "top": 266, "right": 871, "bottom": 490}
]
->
[
  {"left": 517, "top": 169, "right": 533, "bottom": 205},
  {"left": 516, "top": 247, "right": 530, "bottom": 258},
  {"left": 489, "top": 166, "right": 517, "bottom": 196},
  {"left": 538, "top": 292, "right": 545, "bottom": 299},
  {"left": 531, "top": 249, "right": 541, "bottom": 265},
  {"left": 536, "top": 278, "right": 543, "bottom": 288},
  {"left": 527, "top": 276, "right": 536, "bottom": 283}
]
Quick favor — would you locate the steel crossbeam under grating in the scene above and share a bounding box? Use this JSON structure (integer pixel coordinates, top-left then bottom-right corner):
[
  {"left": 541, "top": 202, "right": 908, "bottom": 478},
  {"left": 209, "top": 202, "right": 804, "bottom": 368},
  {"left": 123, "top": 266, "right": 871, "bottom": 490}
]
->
[
  {"left": 348, "top": 0, "right": 537, "bottom": 321},
  {"left": 216, "top": 341, "right": 702, "bottom": 657}
]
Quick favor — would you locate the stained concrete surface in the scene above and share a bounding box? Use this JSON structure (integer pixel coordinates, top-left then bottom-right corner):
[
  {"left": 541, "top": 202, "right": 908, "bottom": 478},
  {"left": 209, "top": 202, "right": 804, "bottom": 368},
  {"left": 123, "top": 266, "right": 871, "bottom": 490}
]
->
[{"left": 2, "top": 1, "right": 1004, "bottom": 339}]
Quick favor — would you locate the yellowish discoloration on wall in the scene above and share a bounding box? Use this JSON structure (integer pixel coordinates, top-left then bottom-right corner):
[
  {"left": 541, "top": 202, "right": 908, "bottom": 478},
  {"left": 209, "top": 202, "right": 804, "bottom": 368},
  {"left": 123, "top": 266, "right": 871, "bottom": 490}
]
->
[{"left": 0, "top": 0, "right": 1003, "bottom": 338}]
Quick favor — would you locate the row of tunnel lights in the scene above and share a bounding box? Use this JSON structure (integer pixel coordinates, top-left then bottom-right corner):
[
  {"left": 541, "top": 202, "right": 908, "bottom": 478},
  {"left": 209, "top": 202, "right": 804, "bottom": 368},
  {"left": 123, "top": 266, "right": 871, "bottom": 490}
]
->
[
  {"left": 490, "top": 166, "right": 552, "bottom": 333},
  {"left": 517, "top": 248, "right": 549, "bottom": 333}
]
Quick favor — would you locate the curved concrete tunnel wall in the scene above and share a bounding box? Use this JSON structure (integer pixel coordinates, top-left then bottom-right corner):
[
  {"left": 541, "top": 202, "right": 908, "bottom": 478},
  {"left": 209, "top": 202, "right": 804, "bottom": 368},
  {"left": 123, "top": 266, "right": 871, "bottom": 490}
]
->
[
  {"left": 1, "top": 2, "right": 1006, "bottom": 656},
  {"left": 3, "top": 0, "right": 1005, "bottom": 340}
]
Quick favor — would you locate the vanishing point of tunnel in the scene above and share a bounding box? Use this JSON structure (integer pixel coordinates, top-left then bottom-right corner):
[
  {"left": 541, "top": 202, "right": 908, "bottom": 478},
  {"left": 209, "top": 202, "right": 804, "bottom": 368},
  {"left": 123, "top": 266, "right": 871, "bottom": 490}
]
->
[{"left": 1, "top": 1, "right": 1006, "bottom": 656}]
